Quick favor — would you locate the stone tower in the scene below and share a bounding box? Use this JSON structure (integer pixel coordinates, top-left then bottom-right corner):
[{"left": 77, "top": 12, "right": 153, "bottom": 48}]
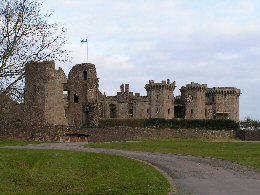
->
[
  {"left": 205, "top": 87, "right": 241, "bottom": 121},
  {"left": 65, "top": 63, "right": 99, "bottom": 127},
  {"left": 145, "top": 79, "right": 176, "bottom": 119},
  {"left": 24, "top": 61, "right": 68, "bottom": 125},
  {"left": 180, "top": 82, "right": 207, "bottom": 119}
]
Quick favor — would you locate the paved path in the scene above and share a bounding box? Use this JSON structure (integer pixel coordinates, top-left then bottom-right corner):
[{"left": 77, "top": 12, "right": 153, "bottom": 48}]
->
[{"left": 3, "top": 142, "right": 260, "bottom": 195}]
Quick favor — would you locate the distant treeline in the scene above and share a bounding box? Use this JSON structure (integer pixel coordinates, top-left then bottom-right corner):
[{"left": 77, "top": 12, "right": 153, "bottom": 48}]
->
[
  {"left": 240, "top": 117, "right": 260, "bottom": 129},
  {"left": 99, "top": 118, "right": 239, "bottom": 130}
]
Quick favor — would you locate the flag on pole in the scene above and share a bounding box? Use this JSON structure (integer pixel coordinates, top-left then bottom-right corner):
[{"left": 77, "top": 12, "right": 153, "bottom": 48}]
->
[{"left": 81, "top": 38, "right": 88, "bottom": 62}]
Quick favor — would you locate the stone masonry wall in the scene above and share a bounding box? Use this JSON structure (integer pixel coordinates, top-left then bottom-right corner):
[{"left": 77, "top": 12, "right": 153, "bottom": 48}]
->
[
  {"left": 82, "top": 127, "right": 237, "bottom": 143},
  {"left": 206, "top": 88, "right": 240, "bottom": 121},
  {"left": 180, "top": 82, "right": 207, "bottom": 120},
  {"left": 66, "top": 63, "right": 99, "bottom": 127},
  {"left": 24, "top": 61, "right": 67, "bottom": 126}
]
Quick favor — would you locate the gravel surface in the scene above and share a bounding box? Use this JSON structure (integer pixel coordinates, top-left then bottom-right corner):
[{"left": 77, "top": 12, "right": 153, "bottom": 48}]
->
[{"left": 3, "top": 142, "right": 260, "bottom": 195}]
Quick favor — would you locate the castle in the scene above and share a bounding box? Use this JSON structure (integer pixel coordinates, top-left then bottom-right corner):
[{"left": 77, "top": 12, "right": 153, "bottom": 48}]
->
[{"left": 23, "top": 61, "right": 241, "bottom": 127}]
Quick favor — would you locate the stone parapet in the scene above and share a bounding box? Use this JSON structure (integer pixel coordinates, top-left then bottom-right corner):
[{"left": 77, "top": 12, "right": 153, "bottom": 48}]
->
[
  {"left": 206, "top": 87, "right": 241, "bottom": 96},
  {"left": 180, "top": 82, "right": 207, "bottom": 91},
  {"left": 145, "top": 79, "right": 176, "bottom": 91}
]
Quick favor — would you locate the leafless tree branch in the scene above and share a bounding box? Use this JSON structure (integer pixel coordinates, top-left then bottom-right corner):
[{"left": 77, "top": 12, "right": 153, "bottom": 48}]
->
[{"left": 0, "top": 0, "right": 69, "bottom": 101}]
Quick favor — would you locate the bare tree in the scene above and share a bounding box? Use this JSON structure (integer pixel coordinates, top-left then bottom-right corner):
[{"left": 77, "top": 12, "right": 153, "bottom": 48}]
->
[{"left": 0, "top": 0, "right": 69, "bottom": 101}]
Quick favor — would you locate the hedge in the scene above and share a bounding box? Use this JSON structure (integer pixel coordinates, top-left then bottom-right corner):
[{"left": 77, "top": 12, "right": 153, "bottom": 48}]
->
[{"left": 99, "top": 118, "right": 239, "bottom": 130}]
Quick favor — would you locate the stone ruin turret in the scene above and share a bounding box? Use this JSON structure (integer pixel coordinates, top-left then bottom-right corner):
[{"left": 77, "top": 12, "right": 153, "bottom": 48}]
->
[
  {"left": 145, "top": 79, "right": 176, "bottom": 119},
  {"left": 65, "top": 63, "right": 99, "bottom": 127},
  {"left": 180, "top": 82, "right": 207, "bottom": 119}
]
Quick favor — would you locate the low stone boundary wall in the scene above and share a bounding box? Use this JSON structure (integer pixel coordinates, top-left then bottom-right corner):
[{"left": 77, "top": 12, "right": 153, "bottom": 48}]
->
[
  {"left": 0, "top": 124, "right": 68, "bottom": 141},
  {"left": 4, "top": 125, "right": 259, "bottom": 142},
  {"left": 81, "top": 127, "right": 236, "bottom": 143}
]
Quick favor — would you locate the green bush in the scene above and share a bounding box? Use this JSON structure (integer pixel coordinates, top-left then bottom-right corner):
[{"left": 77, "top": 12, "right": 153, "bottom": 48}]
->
[
  {"left": 99, "top": 118, "right": 146, "bottom": 128},
  {"left": 99, "top": 118, "right": 239, "bottom": 130}
]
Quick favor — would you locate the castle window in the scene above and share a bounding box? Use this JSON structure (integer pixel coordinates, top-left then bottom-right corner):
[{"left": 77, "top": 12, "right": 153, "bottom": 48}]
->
[
  {"left": 128, "top": 103, "right": 133, "bottom": 117},
  {"left": 109, "top": 104, "right": 117, "bottom": 118},
  {"left": 74, "top": 94, "right": 79, "bottom": 103},
  {"left": 168, "top": 95, "right": 170, "bottom": 99},
  {"left": 156, "top": 108, "right": 159, "bottom": 113},
  {"left": 168, "top": 108, "right": 170, "bottom": 114},
  {"left": 191, "top": 109, "right": 193, "bottom": 115},
  {"left": 191, "top": 96, "right": 194, "bottom": 100},
  {"left": 147, "top": 109, "right": 149, "bottom": 114},
  {"left": 84, "top": 71, "right": 88, "bottom": 80}
]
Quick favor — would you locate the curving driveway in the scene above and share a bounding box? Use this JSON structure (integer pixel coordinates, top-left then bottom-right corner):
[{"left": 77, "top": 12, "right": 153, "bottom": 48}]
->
[{"left": 3, "top": 142, "right": 260, "bottom": 195}]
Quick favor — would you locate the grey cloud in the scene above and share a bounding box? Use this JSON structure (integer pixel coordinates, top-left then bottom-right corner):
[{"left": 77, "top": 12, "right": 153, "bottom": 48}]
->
[{"left": 44, "top": 0, "right": 260, "bottom": 120}]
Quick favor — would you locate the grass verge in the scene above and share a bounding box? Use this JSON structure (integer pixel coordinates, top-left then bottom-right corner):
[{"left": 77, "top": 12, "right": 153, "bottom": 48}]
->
[
  {"left": 0, "top": 149, "right": 169, "bottom": 194},
  {"left": 0, "top": 139, "right": 42, "bottom": 146},
  {"left": 87, "top": 140, "right": 260, "bottom": 169}
]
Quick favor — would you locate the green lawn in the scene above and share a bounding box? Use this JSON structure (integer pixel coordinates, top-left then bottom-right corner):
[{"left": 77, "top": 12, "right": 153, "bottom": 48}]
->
[
  {"left": 0, "top": 139, "right": 42, "bottom": 146},
  {"left": 0, "top": 149, "right": 169, "bottom": 194},
  {"left": 87, "top": 140, "right": 260, "bottom": 169}
]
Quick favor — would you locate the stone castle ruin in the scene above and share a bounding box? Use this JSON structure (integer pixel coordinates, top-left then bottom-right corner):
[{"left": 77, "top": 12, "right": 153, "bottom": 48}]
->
[
  {"left": 20, "top": 61, "right": 240, "bottom": 128},
  {"left": 0, "top": 60, "right": 241, "bottom": 139}
]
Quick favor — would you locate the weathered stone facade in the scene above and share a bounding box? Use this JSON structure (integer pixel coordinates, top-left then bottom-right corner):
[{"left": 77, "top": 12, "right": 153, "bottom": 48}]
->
[
  {"left": 24, "top": 61, "right": 68, "bottom": 126},
  {"left": 179, "top": 82, "right": 241, "bottom": 121},
  {"left": 64, "top": 63, "right": 99, "bottom": 127},
  {"left": 0, "top": 61, "right": 241, "bottom": 133},
  {"left": 99, "top": 79, "right": 176, "bottom": 120}
]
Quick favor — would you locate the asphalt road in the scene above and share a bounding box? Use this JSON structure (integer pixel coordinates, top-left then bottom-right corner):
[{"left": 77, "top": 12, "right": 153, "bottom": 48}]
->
[{"left": 4, "top": 142, "right": 260, "bottom": 195}]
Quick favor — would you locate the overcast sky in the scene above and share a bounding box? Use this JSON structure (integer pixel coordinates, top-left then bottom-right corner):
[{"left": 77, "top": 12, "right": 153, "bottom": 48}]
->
[{"left": 43, "top": 0, "right": 260, "bottom": 120}]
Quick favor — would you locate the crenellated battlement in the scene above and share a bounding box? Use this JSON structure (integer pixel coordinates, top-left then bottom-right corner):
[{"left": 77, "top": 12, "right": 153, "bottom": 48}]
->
[
  {"left": 180, "top": 82, "right": 207, "bottom": 91},
  {"left": 206, "top": 87, "right": 241, "bottom": 95},
  {"left": 145, "top": 79, "right": 176, "bottom": 91}
]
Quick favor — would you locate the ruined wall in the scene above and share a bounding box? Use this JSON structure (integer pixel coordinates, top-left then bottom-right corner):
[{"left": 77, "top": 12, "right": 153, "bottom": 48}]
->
[
  {"left": 0, "top": 93, "right": 24, "bottom": 138},
  {"left": 133, "top": 96, "right": 150, "bottom": 119},
  {"left": 24, "top": 61, "right": 67, "bottom": 126},
  {"left": 0, "top": 94, "right": 23, "bottom": 120},
  {"left": 205, "top": 105, "right": 214, "bottom": 119},
  {"left": 180, "top": 82, "right": 207, "bottom": 119},
  {"left": 101, "top": 97, "right": 117, "bottom": 118},
  {"left": 66, "top": 63, "right": 99, "bottom": 127},
  {"left": 0, "top": 93, "right": 69, "bottom": 141},
  {"left": 116, "top": 84, "right": 134, "bottom": 118}
]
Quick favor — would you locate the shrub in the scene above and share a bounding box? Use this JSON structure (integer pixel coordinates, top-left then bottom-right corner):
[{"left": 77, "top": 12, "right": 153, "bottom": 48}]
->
[{"left": 99, "top": 118, "right": 239, "bottom": 130}]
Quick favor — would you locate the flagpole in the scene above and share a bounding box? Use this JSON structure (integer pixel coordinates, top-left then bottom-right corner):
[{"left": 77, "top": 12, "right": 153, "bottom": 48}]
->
[{"left": 81, "top": 37, "right": 88, "bottom": 63}]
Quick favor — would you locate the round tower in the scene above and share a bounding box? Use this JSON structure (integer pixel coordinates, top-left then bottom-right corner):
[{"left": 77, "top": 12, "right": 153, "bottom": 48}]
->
[
  {"left": 145, "top": 79, "right": 176, "bottom": 119},
  {"left": 180, "top": 82, "right": 207, "bottom": 119},
  {"left": 24, "top": 61, "right": 68, "bottom": 126}
]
